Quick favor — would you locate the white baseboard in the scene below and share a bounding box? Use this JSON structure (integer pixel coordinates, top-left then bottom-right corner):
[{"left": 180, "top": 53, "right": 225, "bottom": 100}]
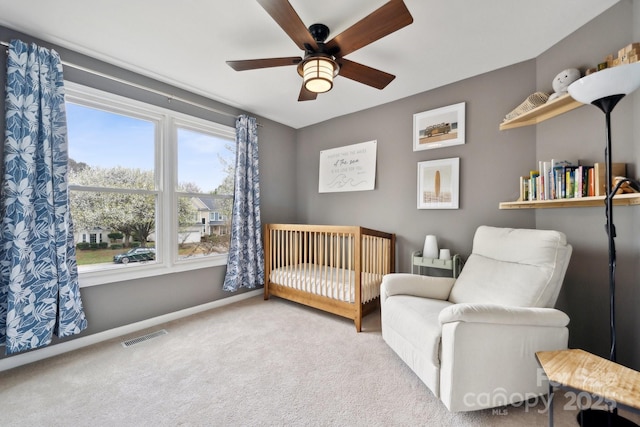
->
[{"left": 0, "top": 289, "right": 262, "bottom": 372}]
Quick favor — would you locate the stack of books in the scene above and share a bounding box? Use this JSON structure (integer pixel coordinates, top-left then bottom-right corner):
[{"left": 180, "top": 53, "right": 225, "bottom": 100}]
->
[{"left": 519, "top": 160, "right": 626, "bottom": 202}]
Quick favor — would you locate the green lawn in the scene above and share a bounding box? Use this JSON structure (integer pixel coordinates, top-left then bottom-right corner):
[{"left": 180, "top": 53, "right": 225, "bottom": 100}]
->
[{"left": 75, "top": 248, "right": 138, "bottom": 265}]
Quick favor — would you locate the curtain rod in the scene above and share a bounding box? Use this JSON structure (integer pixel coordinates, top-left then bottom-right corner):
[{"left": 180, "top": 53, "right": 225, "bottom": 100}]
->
[{"left": 1, "top": 40, "right": 256, "bottom": 124}]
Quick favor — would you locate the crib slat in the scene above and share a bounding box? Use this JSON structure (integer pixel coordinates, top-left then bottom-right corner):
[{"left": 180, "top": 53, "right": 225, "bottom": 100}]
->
[
  {"left": 313, "top": 231, "right": 318, "bottom": 294},
  {"left": 322, "top": 232, "right": 326, "bottom": 297}
]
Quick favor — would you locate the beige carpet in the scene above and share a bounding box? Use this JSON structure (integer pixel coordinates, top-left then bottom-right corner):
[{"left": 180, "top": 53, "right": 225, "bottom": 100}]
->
[{"left": 1, "top": 296, "right": 639, "bottom": 426}]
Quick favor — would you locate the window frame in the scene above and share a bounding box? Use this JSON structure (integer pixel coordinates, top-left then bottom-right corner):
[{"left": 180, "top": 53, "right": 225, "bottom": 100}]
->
[{"left": 65, "top": 82, "right": 235, "bottom": 287}]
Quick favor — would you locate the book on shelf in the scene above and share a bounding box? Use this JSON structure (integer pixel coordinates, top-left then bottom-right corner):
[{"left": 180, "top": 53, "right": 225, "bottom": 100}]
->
[
  {"left": 573, "top": 166, "right": 582, "bottom": 198},
  {"left": 516, "top": 160, "right": 625, "bottom": 202},
  {"left": 529, "top": 170, "right": 539, "bottom": 201},
  {"left": 519, "top": 176, "right": 529, "bottom": 201},
  {"left": 539, "top": 161, "right": 551, "bottom": 201},
  {"left": 553, "top": 159, "right": 576, "bottom": 200},
  {"left": 565, "top": 166, "right": 577, "bottom": 198},
  {"left": 577, "top": 165, "right": 593, "bottom": 198}
]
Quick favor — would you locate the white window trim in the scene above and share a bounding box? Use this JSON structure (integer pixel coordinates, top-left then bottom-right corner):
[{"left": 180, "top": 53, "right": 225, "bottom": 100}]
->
[{"left": 65, "top": 82, "right": 235, "bottom": 288}]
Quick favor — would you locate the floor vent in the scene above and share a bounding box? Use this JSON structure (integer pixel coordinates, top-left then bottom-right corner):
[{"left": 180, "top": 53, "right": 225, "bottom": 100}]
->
[{"left": 121, "top": 329, "right": 168, "bottom": 348}]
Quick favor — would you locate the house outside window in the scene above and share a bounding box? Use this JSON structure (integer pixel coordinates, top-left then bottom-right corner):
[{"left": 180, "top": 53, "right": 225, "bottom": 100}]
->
[{"left": 65, "top": 82, "right": 235, "bottom": 287}]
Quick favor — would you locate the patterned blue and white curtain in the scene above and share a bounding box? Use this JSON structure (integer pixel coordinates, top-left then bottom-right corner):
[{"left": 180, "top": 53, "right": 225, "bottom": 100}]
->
[
  {"left": 223, "top": 115, "right": 264, "bottom": 291},
  {"left": 0, "top": 40, "right": 87, "bottom": 355}
]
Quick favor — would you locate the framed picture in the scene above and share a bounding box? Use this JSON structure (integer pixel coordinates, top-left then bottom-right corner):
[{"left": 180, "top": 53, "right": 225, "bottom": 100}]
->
[
  {"left": 318, "top": 140, "right": 377, "bottom": 193},
  {"left": 413, "top": 102, "right": 465, "bottom": 151},
  {"left": 417, "top": 157, "right": 460, "bottom": 209}
]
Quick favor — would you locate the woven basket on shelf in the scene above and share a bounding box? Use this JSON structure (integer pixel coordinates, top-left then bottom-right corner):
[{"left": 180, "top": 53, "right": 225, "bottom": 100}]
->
[{"left": 503, "top": 92, "right": 550, "bottom": 122}]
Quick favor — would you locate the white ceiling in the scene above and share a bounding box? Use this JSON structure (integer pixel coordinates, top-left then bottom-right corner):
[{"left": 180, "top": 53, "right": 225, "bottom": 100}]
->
[{"left": 0, "top": 0, "right": 619, "bottom": 129}]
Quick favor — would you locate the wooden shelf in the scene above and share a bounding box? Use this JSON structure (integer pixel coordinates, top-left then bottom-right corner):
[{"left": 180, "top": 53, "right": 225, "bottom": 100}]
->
[
  {"left": 499, "top": 93, "right": 583, "bottom": 130},
  {"left": 499, "top": 193, "right": 640, "bottom": 209}
]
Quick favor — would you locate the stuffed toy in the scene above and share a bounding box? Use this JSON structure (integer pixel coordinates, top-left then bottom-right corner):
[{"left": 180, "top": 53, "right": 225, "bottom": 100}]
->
[{"left": 547, "top": 68, "right": 581, "bottom": 101}]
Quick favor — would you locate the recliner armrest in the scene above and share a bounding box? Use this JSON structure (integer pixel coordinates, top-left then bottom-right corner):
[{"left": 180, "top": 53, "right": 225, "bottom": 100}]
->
[
  {"left": 381, "top": 273, "right": 455, "bottom": 301},
  {"left": 438, "top": 303, "right": 570, "bottom": 327}
]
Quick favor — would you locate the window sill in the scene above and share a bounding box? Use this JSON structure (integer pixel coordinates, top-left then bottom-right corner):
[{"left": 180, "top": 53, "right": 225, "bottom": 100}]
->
[{"left": 78, "top": 254, "right": 229, "bottom": 287}]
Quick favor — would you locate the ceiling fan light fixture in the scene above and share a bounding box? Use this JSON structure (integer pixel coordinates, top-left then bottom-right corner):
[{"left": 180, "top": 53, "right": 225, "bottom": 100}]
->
[{"left": 303, "top": 57, "right": 338, "bottom": 93}]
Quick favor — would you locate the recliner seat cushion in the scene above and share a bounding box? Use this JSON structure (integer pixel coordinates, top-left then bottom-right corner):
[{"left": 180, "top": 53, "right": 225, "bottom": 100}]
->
[{"left": 383, "top": 295, "right": 452, "bottom": 367}]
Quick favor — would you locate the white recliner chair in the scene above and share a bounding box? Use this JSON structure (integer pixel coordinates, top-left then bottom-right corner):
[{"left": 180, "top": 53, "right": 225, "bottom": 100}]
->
[{"left": 380, "top": 226, "right": 572, "bottom": 412}]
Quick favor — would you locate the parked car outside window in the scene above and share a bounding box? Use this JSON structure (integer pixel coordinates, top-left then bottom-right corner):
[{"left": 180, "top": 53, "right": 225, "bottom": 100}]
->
[{"left": 113, "top": 247, "right": 156, "bottom": 264}]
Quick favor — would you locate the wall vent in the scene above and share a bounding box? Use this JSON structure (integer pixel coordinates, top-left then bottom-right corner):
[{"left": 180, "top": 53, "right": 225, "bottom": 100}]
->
[{"left": 121, "top": 329, "right": 168, "bottom": 348}]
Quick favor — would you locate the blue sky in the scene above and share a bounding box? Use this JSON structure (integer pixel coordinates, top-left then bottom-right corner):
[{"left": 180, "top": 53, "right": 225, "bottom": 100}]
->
[{"left": 66, "top": 102, "right": 235, "bottom": 193}]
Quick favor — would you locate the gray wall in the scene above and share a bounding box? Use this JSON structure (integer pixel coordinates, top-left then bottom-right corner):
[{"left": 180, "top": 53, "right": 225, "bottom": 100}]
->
[
  {"left": 295, "top": 1, "right": 640, "bottom": 368},
  {"left": 296, "top": 60, "right": 538, "bottom": 272}
]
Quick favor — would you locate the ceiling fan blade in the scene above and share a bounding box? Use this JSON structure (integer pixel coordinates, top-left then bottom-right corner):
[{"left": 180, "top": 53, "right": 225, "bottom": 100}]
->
[
  {"left": 257, "top": 0, "right": 318, "bottom": 51},
  {"left": 337, "top": 58, "right": 395, "bottom": 90},
  {"left": 326, "top": 1, "right": 413, "bottom": 57},
  {"left": 298, "top": 84, "right": 318, "bottom": 101},
  {"left": 226, "top": 57, "right": 302, "bottom": 71}
]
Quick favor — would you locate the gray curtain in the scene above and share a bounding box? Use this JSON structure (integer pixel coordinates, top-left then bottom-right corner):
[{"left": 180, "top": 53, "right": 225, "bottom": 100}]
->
[{"left": 222, "top": 115, "right": 264, "bottom": 291}]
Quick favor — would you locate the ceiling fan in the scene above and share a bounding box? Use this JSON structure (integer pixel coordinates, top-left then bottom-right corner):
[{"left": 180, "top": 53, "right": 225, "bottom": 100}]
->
[{"left": 226, "top": 0, "right": 413, "bottom": 101}]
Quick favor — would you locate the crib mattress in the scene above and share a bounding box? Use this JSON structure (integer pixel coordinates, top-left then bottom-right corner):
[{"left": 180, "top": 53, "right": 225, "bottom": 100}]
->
[{"left": 269, "top": 263, "right": 382, "bottom": 303}]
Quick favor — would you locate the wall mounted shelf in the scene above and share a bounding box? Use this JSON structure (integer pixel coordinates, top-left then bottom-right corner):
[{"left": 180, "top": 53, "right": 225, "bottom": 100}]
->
[
  {"left": 499, "top": 193, "right": 640, "bottom": 209},
  {"left": 498, "top": 91, "right": 639, "bottom": 210},
  {"left": 499, "top": 93, "right": 583, "bottom": 130}
]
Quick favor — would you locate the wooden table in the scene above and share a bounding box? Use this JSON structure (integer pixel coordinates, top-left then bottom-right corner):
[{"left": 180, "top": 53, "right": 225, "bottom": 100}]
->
[{"left": 536, "top": 349, "right": 640, "bottom": 426}]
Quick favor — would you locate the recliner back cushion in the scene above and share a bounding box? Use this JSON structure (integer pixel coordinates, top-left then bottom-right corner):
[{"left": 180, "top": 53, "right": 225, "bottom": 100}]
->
[{"left": 448, "top": 226, "right": 571, "bottom": 307}]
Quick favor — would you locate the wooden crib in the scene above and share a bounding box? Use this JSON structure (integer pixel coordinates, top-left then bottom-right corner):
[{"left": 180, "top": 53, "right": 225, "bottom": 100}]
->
[{"left": 263, "top": 224, "right": 395, "bottom": 331}]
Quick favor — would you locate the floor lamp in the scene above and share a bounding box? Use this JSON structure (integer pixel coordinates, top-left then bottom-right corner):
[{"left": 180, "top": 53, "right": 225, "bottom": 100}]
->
[{"left": 568, "top": 61, "right": 640, "bottom": 427}]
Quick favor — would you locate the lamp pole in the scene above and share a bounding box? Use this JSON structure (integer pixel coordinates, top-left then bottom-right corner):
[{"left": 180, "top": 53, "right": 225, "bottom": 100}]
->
[{"left": 592, "top": 93, "right": 625, "bottom": 363}]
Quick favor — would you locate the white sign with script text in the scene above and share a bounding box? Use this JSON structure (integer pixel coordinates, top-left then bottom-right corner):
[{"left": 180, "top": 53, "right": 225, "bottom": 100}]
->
[{"left": 319, "top": 140, "right": 377, "bottom": 193}]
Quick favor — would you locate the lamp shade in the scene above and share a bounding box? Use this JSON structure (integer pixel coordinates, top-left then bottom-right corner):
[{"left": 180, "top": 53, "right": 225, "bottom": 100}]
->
[
  {"left": 303, "top": 57, "right": 337, "bottom": 93},
  {"left": 568, "top": 62, "right": 640, "bottom": 104}
]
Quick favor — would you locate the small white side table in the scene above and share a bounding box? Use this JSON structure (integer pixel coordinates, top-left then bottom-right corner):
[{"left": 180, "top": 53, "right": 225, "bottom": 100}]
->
[{"left": 411, "top": 250, "right": 461, "bottom": 278}]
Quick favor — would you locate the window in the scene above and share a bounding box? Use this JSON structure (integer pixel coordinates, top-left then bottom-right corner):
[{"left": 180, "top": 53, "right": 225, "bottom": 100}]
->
[
  {"left": 175, "top": 122, "right": 235, "bottom": 261},
  {"left": 65, "top": 82, "right": 235, "bottom": 287},
  {"left": 209, "top": 212, "right": 224, "bottom": 222}
]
